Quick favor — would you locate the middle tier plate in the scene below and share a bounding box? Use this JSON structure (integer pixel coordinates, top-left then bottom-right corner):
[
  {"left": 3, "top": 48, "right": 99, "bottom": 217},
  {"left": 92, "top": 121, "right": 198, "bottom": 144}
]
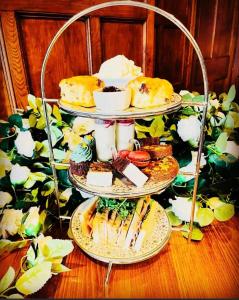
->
[
  {"left": 58, "top": 93, "right": 181, "bottom": 120},
  {"left": 69, "top": 169, "right": 176, "bottom": 199}
]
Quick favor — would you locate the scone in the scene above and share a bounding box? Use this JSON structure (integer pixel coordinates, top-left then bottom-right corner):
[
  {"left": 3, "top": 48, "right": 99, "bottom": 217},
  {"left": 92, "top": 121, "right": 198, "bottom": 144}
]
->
[
  {"left": 59, "top": 75, "right": 104, "bottom": 107},
  {"left": 128, "top": 76, "right": 174, "bottom": 108}
]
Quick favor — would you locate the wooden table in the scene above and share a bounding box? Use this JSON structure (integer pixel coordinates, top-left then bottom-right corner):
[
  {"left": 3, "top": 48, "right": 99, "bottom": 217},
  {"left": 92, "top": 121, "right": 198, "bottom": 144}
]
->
[{"left": 1, "top": 216, "right": 239, "bottom": 298}]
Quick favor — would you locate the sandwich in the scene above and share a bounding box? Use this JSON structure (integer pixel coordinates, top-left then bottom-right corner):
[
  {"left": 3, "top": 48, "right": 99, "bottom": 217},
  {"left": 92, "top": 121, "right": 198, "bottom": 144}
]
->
[{"left": 78, "top": 196, "right": 160, "bottom": 251}]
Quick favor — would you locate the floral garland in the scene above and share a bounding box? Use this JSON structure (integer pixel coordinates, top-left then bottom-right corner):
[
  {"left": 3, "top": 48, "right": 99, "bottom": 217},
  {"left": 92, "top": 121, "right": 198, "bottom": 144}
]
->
[{"left": 0, "top": 85, "right": 238, "bottom": 296}]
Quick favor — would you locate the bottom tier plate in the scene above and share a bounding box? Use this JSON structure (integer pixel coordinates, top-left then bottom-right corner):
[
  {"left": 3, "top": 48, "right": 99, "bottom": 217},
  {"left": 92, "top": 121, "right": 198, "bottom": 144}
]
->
[{"left": 70, "top": 198, "right": 171, "bottom": 264}]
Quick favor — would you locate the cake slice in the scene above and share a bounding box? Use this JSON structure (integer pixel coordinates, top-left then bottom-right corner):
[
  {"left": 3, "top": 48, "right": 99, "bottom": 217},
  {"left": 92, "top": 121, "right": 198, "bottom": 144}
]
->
[
  {"left": 112, "top": 157, "right": 148, "bottom": 187},
  {"left": 86, "top": 162, "right": 113, "bottom": 187}
]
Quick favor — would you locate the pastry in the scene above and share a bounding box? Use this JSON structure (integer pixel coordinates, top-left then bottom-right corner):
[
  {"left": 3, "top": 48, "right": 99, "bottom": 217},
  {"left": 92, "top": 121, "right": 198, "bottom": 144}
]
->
[
  {"left": 86, "top": 162, "right": 113, "bottom": 187},
  {"left": 70, "top": 142, "right": 92, "bottom": 176},
  {"left": 112, "top": 157, "right": 148, "bottom": 187},
  {"left": 127, "top": 150, "right": 151, "bottom": 168},
  {"left": 140, "top": 144, "right": 172, "bottom": 160},
  {"left": 128, "top": 76, "right": 174, "bottom": 108},
  {"left": 59, "top": 75, "right": 104, "bottom": 107},
  {"left": 142, "top": 156, "right": 179, "bottom": 181}
]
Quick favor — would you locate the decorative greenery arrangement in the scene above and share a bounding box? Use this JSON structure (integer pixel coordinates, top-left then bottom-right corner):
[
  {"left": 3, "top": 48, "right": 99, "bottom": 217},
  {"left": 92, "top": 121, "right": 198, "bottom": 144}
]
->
[{"left": 0, "top": 85, "right": 238, "bottom": 295}]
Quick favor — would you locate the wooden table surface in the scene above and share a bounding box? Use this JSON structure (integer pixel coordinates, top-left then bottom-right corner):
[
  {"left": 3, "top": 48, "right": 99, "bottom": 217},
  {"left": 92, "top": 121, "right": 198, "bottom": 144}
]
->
[{"left": 1, "top": 215, "right": 239, "bottom": 298}]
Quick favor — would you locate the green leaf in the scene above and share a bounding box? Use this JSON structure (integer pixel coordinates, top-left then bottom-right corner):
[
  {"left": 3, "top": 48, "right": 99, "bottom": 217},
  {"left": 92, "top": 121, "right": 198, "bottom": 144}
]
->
[
  {"left": 8, "top": 293, "right": 24, "bottom": 298},
  {"left": 43, "top": 239, "right": 74, "bottom": 258},
  {"left": 182, "top": 225, "right": 204, "bottom": 241},
  {"left": 182, "top": 93, "right": 192, "bottom": 101},
  {"left": 224, "top": 114, "right": 234, "bottom": 129},
  {"left": 0, "top": 240, "right": 28, "bottom": 256},
  {"left": 41, "top": 181, "right": 55, "bottom": 196},
  {"left": 40, "top": 140, "right": 49, "bottom": 158},
  {"left": 35, "top": 141, "right": 43, "bottom": 152},
  {"left": 51, "top": 263, "right": 70, "bottom": 273},
  {"left": 214, "top": 203, "right": 235, "bottom": 221},
  {"left": 16, "top": 262, "right": 52, "bottom": 295},
  {"left": 196, "top": 208, "right": 214, "bottom": 227},
  {"left": 31, "top": 188, "right": 38, "bottom": 198},
  {"left": 228, "top": 111, "right": 239, "bottom": 128},
  {"left": 8, "top": 114, "right": 23, "bottom": 129},
  {"left": 207, "top": 197, "right": 224, "bottom": 209},
  {"left": 226, "top": 84, "right": 236, "bottom": 102},
  {"left": 167, "top": 210, "right": 182, "bottom": 226},
  {"left": 28, "top": 114, "right": 37, "bottom": 128},
  {"left": 193, "top": 95, "right": 205, "bottom": 103},
  {"left": 149, "top": 116, "right": 164, "bottom": 137},
  {"left": 136, "top": 131, "right": 147, "bottom": 139},
  {"left": 215, "top": 132, "right": 228, "bottom": 152},
  {"left": 48, "top": 126, "right": 63, "bottom": 147},
  {"left": 24, "top": 178, "right": 36, "bottom": 189},
  {"left": 0, "top": 266, "right": 15, "bottom": 293},
  {"left": 30, "top": 172, "right": 47, "bottom": 182},
  {"left": 135, "top": 123, "right": 150, "bottom": 133},
  {"left": 53, "top": 149, "right": 66, "bottom": 161},
  {"left": 53, "top": 105, "right": 62, "bottom": 122},
  {"left": 36, "top": 117, "right": 46, "bottom": 130},
  {"left": 181, "top": 107, "right": 197, "bottom": 116},
  {"left": 0, "top": 121, "right": 11, "bottom": 137}
]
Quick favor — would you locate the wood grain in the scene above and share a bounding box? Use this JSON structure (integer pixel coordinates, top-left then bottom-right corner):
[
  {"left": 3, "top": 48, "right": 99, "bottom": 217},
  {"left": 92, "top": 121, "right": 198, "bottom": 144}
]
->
[
  {"left": 1, "top": 12, "right": 29, "bottom": 109},
  {"left": 1, "top": 216, "right": 239, "bottom": 298}
]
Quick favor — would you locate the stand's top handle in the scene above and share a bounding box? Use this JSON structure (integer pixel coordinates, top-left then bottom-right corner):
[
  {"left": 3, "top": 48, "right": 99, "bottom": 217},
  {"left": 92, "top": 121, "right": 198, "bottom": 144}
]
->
[{"left": 40, "top": 0, "right": 208, "bottom": 105}]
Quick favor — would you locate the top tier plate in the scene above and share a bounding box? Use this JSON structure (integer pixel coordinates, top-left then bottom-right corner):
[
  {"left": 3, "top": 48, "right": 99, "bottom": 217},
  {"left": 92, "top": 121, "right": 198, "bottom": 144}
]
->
[{"left": 58, "top": 93, "right": 181, "bottom": 120}]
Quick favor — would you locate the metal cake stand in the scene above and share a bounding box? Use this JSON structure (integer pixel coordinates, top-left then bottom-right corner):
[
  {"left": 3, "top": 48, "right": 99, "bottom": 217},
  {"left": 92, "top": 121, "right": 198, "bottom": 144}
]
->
[{"left": 40, "top": 0, "right": 209, "bottom": 288}]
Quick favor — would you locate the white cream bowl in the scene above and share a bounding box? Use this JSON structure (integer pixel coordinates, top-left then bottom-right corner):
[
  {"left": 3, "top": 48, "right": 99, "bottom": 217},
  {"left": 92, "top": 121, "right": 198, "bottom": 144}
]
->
[{"left": 93, "top": 89, "right": 131, "bottom": 112}]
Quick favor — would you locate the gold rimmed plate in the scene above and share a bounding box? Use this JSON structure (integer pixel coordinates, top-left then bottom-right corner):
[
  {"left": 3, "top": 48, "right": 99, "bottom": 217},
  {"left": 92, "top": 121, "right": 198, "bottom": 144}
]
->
[
  {"left": 70, "top": 198, "right": 171, "bottom": 264},
  {"left": 58, "top": 93, "right": 181, "bottom": 120}
]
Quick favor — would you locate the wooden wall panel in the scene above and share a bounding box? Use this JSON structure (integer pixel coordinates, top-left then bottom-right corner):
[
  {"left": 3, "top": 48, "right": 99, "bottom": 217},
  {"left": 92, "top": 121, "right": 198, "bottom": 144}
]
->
[
  {"left": 19, "top": 16, "right": 89, "bottom": 99},
  {"left": 101, "top": 20, "right": 143, "bottom": 71}
]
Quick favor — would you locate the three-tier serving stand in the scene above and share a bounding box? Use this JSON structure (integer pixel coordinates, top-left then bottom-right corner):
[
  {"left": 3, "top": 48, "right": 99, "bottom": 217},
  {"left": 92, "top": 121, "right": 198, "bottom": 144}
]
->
[{"left": 41, "top": 1, "right": 209, "bottom": 286}]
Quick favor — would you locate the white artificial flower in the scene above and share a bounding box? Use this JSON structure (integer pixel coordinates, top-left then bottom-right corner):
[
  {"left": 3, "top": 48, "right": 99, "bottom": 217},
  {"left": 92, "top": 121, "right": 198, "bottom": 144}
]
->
[
  {"left": 169, "top": 197, "right": 199, "bottom": 222},
  {"left": 0, "top": 209, "right": 23, "bottom": 238},
  {"left": 22, "top": 119, "right": 30, "bottom": 129},
  {"left": 24, "top": 207, "right": 41, "bottom": 237},
  {"left": 0, "top": 150, "right": 12, "bottom": 179},
  {"left": 0, "top": 191, "right": 12, "bottom": 208},
  {"left": 210, "top": 112, "right": 226, "bottom": 127},
  {"left": 72, "top": 117, "right": 95, "bottom": 135},
  {"left": 10, "top": 164, "right": 31, "bottom": 185},
  {"left": 224, "top": 141, "right": 239, "bottom": 158},
  {"left": 179, "top": 151, "right": 207, "bottom": 182},
  {"left": 15, "top": 130, "right": 35, "bottom": 157},
  {"left": 177, "top": 116, "right": 201, "bottom": 145},
  {"left": 179, "top": 90, "right": 193, "bottom": 97},
  {"left": 208, "top": 99, "right": 220, "bottom": 110}
]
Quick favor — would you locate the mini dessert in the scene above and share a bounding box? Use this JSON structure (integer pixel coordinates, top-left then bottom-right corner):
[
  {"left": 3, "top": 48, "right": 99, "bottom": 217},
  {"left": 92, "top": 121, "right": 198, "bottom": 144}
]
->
[
  {"left": 142, "top": 156, "right": 179, "bottom": 181},
  {"left": 86, "top": 162, "right": 113, "bottom": 187},
  {"left": 79, "top": 196, "right": 160, "bottom": 251},
  {"left": 93, "top": 86, "right": 131, "bottom": 112},
  {"left": 116, "top": 119, "right": 135, "bottom": 151},
  {"left": 139, "top": 137, "right": 160, "bottom": 146},
  {"left": 127, "top": 150, "right": 151, "bottom": 168},
  {"left": 118, "top": 149, "right": 131, "bottom": 159},
  {"left": 128, "top": 76, "right": 174, "bottom": 108},
  {"left": 59, "top": 75, "right": 104, "bottom": 107},
  {"left": 70, "top": 142, "right": 92, "bottom": 176},
  {"left": 112, "top": 157, "right": 148, "bottom": 187},
  {"left": 140, "top": 144, "right": 173, "bottom": 160},
  {"left": 95, "top": 55, "right": 143, "bottom": 88}
]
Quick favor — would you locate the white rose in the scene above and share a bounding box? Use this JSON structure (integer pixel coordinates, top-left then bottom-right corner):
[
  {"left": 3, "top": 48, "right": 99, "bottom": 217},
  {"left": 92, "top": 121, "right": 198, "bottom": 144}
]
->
[
  {"left": 224, "top": 141, "right": 239, "bottom": 158},
  {"left": 22, "top": 119, "right": 30, "bottom": 129},
  {"left": 72, "top": 117, "right": 95, "bottom": 135},
  {"left": 0, "top": 150, "right": 12, "bottom": 179},
  {"left": 179, "top": 151, "right": 207, "bottom": 182},
  {"left": 177, "top": 116, "right": 201, "bottom": 145},
  {"left": 169, "top": 197, "right": 199, "bottom": 222},
  {"left": 10, "top": 163, "right": 30, "bottom": 185},
  {"left": 0, "top": 209, "right": 23, "bottom": 238},
  {"left": 15, "top": 130, "right": 35, "bottom": 157},
  {"left": 0, "top": 191, "right": 12, "bottom": 208}
]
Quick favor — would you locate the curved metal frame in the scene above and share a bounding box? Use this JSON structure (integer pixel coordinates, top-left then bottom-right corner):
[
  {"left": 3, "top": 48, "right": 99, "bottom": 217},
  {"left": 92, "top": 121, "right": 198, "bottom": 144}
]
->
[{"left": 41, "top": 0, "right": 209, "bottom": 239}]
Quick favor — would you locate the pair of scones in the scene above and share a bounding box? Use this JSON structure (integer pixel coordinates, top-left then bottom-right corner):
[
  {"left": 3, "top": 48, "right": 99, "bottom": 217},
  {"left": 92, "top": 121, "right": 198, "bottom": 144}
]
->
[{"left": 59, "top": 75, "right": 174, "bottom": 108}]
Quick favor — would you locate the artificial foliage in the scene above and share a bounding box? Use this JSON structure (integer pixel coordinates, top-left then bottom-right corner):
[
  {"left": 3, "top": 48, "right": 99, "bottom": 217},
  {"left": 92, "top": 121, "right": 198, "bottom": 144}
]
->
[{"left": 0, "top": 86, "right": 238, "bottom": 296}]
